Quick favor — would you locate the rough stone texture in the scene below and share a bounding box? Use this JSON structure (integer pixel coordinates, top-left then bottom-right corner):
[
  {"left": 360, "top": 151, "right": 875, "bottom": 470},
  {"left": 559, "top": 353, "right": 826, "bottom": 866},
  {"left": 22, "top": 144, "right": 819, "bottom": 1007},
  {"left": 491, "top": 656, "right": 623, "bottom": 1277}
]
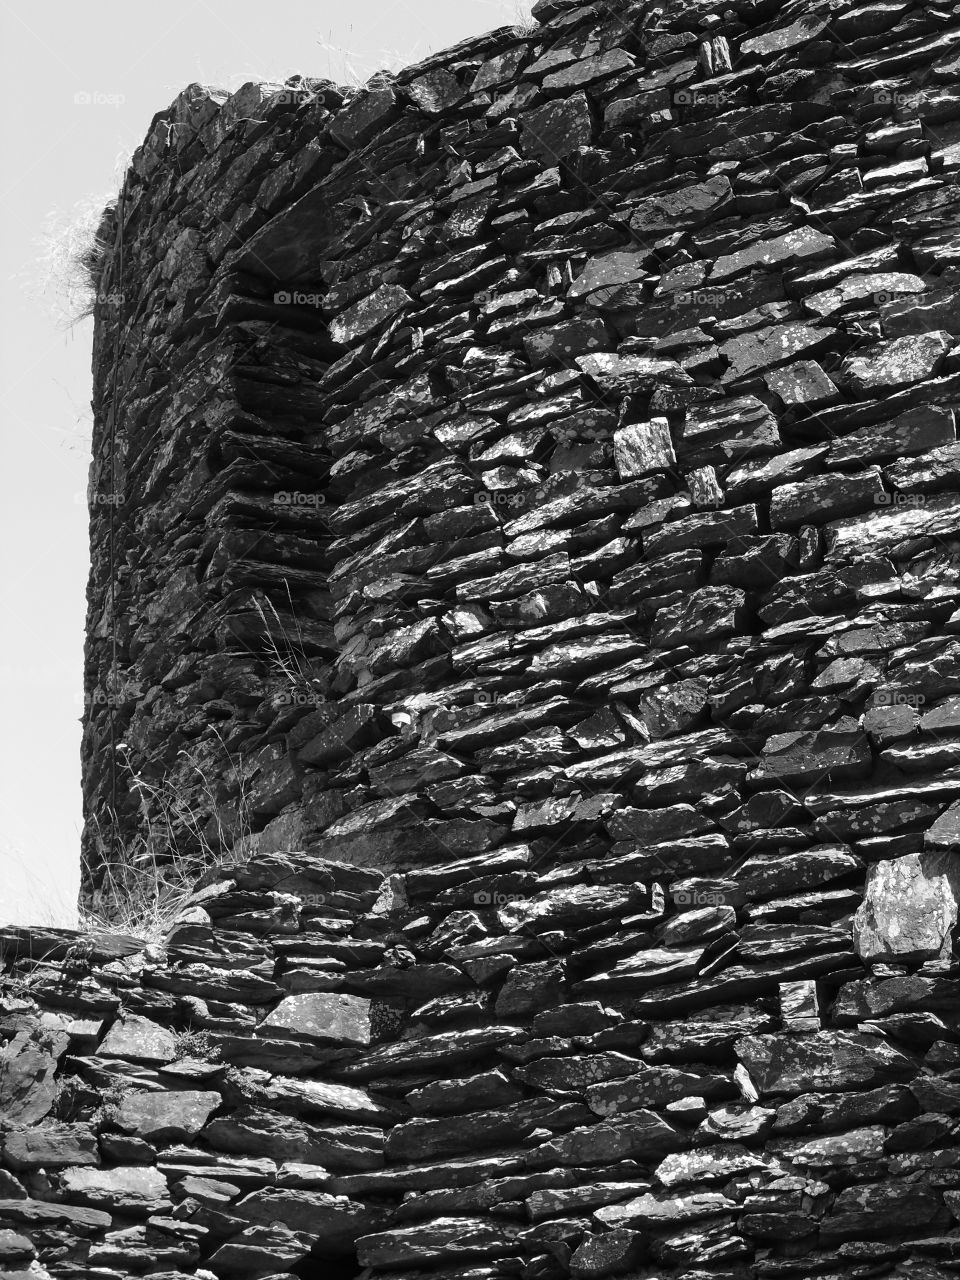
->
[
  {"left": 854, "top": 852, "right": 960, "bottom": 963},
  {"left": 8, "top": 1, "right": 960, "bottom": 1278}
]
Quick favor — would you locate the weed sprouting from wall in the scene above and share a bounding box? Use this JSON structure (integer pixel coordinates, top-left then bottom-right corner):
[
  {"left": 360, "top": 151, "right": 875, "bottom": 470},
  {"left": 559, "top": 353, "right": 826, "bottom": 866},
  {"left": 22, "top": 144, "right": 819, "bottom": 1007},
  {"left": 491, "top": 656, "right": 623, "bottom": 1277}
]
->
[
  {"left": 33, "top": 194, "right": 119, "bottom": 330},
  {"left": 251, "top": 590, "right": 328, "bottom": 706},
  {"left": 81, "top": 739, "right": 252, "bottom": 941}
]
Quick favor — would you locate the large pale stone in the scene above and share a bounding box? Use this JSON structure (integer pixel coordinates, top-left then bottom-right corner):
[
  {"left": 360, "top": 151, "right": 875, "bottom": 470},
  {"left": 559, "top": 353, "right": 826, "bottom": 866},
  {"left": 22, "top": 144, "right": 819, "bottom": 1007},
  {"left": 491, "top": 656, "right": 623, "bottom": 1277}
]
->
[
  {"left": 60, "top": 1166, "right": 170, "bottom": 1215},
  {"left": 613, "top": 419, "right": 676, "bottom": 478},
  {"left": 97, "top": 1015, "right": 177, "bottom": 1064},
  {"left": 258, "top": 993, "right": 371, "bottom": 1047},
  {"left": 116, "top": 1090, "right": 221, "bottom": 1142},
  {"left": 854, "top": 852, "right": 960, "bottom": 963}
]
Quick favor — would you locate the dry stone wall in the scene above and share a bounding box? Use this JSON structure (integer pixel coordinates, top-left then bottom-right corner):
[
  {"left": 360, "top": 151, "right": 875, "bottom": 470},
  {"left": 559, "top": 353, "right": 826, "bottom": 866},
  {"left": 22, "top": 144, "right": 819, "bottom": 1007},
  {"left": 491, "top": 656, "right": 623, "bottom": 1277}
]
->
[{"left": 4, "top": 0, "right": 958, "bottom": 1275}]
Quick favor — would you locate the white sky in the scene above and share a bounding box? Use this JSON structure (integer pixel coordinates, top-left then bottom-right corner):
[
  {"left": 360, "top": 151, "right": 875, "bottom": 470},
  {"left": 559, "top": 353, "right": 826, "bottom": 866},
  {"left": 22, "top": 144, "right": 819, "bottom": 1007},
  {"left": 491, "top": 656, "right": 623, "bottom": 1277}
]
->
[{"left": 0, "top": 0, "right": 531, "bottom": 926}]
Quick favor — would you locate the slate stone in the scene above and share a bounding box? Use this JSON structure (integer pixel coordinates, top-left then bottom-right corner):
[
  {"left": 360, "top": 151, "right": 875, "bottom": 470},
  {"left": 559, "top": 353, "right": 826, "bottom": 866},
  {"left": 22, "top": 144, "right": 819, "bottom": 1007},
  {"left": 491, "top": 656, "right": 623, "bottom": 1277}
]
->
[
  {"left": 328, "top": 86, "right": 398, "bottom": 149},
  {"left": 60, "top": 1165, "right": 171, "bottom": 1215},
  {"left": 0, "top": 1197, "right": 111, "bottom": 1232},
  {"left": 328, "top": 284, "right": 413, "bottom": 347},
  {"left": 854, "top": 852, "right": 960, "bottom": 963},
  {"left": 236, "top": 1187, "right": 387, "bottom": 1255},
  {"left": 769, "top": 468, "right": 886, "bottom": 527},
  {"left": 595, "top": 1189, "right": 736, "bottom": 1229},
  {"left": 710, "top": 228, "right": 835, "bottom": 282},
  {"left": 258, "top": 993, "right": 371, "bottom": 1046},
  {"left": 802, "top": 271, "right": 927, "bottom": 319},
  {"left": 736, "top": 1032, "right": 915, "bottom": 1097},
  {"left": 525, "top": 316, "right": 610, "bottom": 367},
  {"left": 651, "top": 586, "right": 747, "bottom": 648},
  {"left": 495, "top": 960, "right": 565, "bottom": 1018},
  {"left": 613, "top": 419, "right": 675, "bottom": 478},
  {"left": 819, "top": 1183, "right": 947, "bottom": 1244},
  {"left": 358, "top": 1217, "right": 520, "bottom": 1266},
  {"left": 530, "top": 1112, "right": 683, "bottom": 1168},
  {"left": 568, "top": 251, "right": 647, "bottom": 302},
  {"left": 97, "top": 1014, "right": 178, "bottom": 1064},
  {"left": 764, "top": 359, "right": 838, "bottom": 406},
  {"left": 2, "top": 1125, "right": 98, "bottom": 1171},
  {"left": 521, "top": 94, "right": 593, "bottom": 164},
  {"left": 735, "top": 847, "right": 862, "bottom": 900},
  {"left": 841, "top": 331, "right": 951, "bottom": 394},
  {"left": 115, "top": 1090, "right": 222, "bottom": 1142},
  {"left": 629, "top": 176, "right": 732, "bottom": 235},
  {"left": 587, "top": 1066, "right": 733, "bottom": 1115},
  {"left": 721, "top": 321, "right": 828, "bottom": 381},
  {"left": 0, "top": 1033, "right": 63, "bottom": 1127},
  {"left": 570, "top": 1228, "right": 646, "bottom": 1277},
  {"left": 827, "top": 404, "right": 956, "bottom": 468},
  {"left": 741, "top": 14, "right": 830, "bottom": 58},
  {"left": 204, "top": 1106, "right": 384, "bottom": 1171},
  {"left": 406, "top": 1069, "right": 523, "bottom": 1116},
  {"left": 755, "top": 724, "right": 872, "bottom": 785},
  {"left": 0, "top": 1230, "right": 33, "bottom": 1262}
]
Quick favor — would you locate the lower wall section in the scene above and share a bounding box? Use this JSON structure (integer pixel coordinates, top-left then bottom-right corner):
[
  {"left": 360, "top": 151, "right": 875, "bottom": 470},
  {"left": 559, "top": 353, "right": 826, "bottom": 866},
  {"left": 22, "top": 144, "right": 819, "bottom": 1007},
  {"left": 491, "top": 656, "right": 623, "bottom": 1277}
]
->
[{"left": 2, "top": 847, "right": 960, "bottom": 1279}]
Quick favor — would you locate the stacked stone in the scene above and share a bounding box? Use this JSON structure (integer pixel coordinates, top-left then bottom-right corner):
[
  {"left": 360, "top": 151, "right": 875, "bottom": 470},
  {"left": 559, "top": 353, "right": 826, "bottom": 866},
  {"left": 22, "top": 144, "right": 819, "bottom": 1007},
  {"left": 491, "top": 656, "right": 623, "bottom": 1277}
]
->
[
  {"left": 3, "top": 840, "right": 960, "bottom": 1279},
  {"left": 84, "top": 0, "right": 960, "bottom": 901},
  {"left": 54, "top": 0, "right": 960, "bottom": 1273}
]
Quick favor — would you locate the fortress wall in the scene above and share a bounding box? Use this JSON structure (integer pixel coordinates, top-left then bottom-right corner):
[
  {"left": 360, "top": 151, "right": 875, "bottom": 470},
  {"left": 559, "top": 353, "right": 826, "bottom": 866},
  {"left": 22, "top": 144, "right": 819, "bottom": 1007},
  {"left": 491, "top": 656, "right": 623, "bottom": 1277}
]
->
[{"left": 9, "top": 0, "right": 959, "bottom": 1275}]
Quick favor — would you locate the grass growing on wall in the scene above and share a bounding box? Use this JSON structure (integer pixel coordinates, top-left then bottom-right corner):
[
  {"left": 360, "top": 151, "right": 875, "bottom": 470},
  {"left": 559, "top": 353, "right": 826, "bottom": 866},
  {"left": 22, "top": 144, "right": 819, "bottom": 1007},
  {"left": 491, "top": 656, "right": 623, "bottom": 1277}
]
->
[{"left": 82, "top": 741, "right": 253, "bottom": 943}]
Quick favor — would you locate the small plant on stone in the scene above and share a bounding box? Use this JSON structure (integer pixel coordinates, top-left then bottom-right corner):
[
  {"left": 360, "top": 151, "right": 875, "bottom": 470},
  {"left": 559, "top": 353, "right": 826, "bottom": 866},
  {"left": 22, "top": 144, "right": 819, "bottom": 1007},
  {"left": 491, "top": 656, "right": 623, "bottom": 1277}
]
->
[
  {"left": 94, "top": 1079, "right": 128, "bottom": 1129},
  {"left": 251, "top": 590, "right": 329, "bottom": 711},
  {"left": 509, "top": 0, "right": 539, "bottom": 35},
  {"left": 33, "top": 191, "right": 121, "bottom": 329},
  {"left": 172, "top": 1029, "right": 221, "bottom": 1062},
  {"left": 82, "top": 738, "right": 253, "bottom": 942}
]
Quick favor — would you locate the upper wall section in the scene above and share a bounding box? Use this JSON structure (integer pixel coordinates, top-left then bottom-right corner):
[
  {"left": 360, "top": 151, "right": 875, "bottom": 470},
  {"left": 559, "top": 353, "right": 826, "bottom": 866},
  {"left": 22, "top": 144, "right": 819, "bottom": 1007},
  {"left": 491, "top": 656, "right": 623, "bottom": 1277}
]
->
[{"left": 83, "top": 0, "right": 960, "bottom": 906}]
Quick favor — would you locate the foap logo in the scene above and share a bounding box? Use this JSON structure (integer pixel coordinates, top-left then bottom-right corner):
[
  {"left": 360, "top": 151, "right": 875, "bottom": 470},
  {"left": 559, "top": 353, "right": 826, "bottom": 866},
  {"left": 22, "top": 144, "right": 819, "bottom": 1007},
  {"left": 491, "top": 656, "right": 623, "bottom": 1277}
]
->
[
  {"left": 474, "top": 891, "right": 527, "bottom": 907},
  {"left": 474, "top": 690, "right": 506, "bottom": 708},
  {"left": 674, "top": 288, "right": 728, "bottom": 308},
  {"left": 274, "top": 491, "right": 326, "bottom": 508},
  {"left": 273, "top": 88, "right": 313, "bottom": 106},
  {"left": 76, "top": 491, "right": 125, "bottom": 507},
  {"left": 95, "top": 292, "right": 124, "bottom": 309},
  {"left": 873, "top": 290, "right": 921, "bottom": 307},
  {"left": 474, "top": 490, "right": 526, "bottom": 509},
  {"left": 274, "top": 290, "right": 323, "bottom": 308},
  {"left": 74, "top": 90, "right": 125, "bottom": 107},
  {"left": 873, "top": 89, "right": 918, "bottom": 108},
  {"left": 875, "top": 492, "right": 925, "bottom": 508},
  {"left": 278, "top": 690, "right": 328, "bottom": 709},
  {"left": 298, "top": 893, "right": 328, "bottom": 908},
  {"left": 874, "top": 691, "right": 926, "bottom": 709},
  {"left": 674, "top": 888, "right": 727, "bottom": 907},
  {"left": 78, "top": 681, "right": 142, "bottom": 709},
  {"left": 673, "top": 88, "right": 732, "bottom": 108}
]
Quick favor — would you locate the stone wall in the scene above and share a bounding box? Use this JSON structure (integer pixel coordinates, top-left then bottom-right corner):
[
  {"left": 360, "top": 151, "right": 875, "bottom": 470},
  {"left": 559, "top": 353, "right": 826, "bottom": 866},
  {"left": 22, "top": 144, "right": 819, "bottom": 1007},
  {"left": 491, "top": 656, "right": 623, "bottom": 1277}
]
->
[
  {"left": 80, "top": 0, "right": 960, "bottom": 901},
  {"left": 20, "top": 0, "right": 960, "bottom": 1274},
  {"left": 3, "top": 839, "right": 960, "bottom": 1279}
]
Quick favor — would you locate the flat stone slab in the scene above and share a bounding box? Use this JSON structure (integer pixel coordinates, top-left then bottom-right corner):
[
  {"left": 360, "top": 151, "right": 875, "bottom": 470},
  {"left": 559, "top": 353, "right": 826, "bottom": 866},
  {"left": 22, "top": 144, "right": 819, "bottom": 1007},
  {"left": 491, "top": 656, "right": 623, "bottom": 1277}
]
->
[
  {"left": 258, "top": 992, "right": 372, "bottom": 1047},
  {"left": 116, "top": 1090, "right": 221, "bottom": 1142},
  {"left": 855, "top": 852, "right": 960, "bottom": 963}
]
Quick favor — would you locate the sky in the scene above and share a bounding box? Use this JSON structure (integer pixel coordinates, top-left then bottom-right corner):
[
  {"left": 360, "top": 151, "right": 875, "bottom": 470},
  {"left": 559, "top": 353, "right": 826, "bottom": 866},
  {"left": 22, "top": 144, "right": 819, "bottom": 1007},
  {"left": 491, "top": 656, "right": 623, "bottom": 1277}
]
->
[{"left": 0, "top": 0, "right": 532, "bottom": 927}]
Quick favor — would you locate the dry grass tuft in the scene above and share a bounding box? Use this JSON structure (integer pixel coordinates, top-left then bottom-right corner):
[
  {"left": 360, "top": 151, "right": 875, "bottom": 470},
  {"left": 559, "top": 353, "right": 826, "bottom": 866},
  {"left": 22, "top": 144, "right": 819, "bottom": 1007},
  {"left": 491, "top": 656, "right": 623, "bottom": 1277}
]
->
[{"left": 82, "top": 741, "right": 252, "bottom": 944}]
